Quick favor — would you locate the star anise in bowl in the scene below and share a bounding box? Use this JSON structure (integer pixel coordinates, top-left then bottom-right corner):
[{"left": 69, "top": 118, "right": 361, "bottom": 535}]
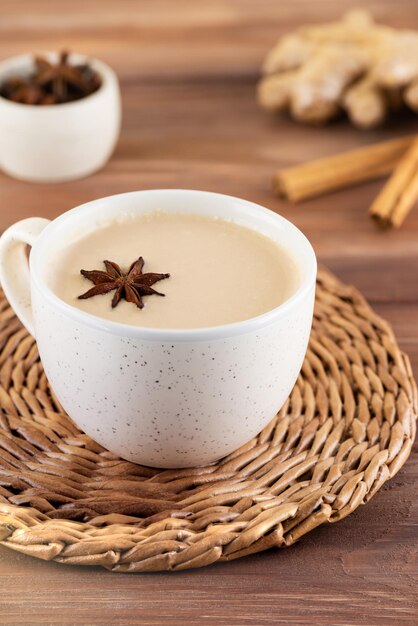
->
[{"left": 0, "top": 51, "right": 102, "bottom": 105}]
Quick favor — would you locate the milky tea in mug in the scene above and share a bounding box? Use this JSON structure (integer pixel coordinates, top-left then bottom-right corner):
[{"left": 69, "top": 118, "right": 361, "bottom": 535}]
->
[
  {"left": 52, "top": 211, "right": 300, "bottom": 329},
  {"left": 0, "top": 190, "right": 316, "bottom": 467}
]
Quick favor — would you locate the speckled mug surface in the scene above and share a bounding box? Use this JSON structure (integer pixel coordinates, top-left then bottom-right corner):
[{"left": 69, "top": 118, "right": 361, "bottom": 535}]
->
[{"left": 0, "top": 190, "right": 316, "bottom": 467}]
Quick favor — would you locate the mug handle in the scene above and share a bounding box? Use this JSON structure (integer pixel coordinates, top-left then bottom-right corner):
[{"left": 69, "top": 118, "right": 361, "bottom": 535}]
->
[{"left": 0, "top": 218, "right": 51, "bottom": 337}]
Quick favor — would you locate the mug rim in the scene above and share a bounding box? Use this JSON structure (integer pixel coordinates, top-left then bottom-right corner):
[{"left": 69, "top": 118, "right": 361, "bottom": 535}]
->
[
  {"left": 0, "top": 51, "right": 114, "bottom": 111},
  {"left": 30, "top": 189, "right": 317, "bottom": 342}
]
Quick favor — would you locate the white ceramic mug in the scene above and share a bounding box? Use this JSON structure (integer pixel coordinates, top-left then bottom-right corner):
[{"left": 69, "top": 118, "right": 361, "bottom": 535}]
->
[
  {"left": 0, "top": 190, "right": 316, "bottom": 467},
  {"left": 0, "top": 52, "right": 121, "bottom": 182}
]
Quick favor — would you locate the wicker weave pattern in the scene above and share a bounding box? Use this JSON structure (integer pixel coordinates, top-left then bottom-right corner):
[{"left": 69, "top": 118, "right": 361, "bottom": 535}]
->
[{"left": 0, "top": 269, "right": 416, "bottom": 572}]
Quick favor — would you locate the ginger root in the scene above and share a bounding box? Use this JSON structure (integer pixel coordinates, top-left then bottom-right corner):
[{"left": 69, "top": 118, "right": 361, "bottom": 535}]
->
[{"left": 257, "top": 10, "right": 418, "bottom": 128}]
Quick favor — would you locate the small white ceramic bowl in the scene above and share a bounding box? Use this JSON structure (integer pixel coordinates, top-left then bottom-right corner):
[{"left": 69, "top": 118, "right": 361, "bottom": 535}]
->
[
  {"left": 0, "top": 52, "right": 121, "bottom": 182},
  {"left": 0, "top": 190, "right": 316, "bottom": 468}
]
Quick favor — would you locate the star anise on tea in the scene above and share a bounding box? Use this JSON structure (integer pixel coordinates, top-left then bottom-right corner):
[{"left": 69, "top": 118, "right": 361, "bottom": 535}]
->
[
  {"left": 0, "top": 51, "right": 101, "bottom": 105},
  {"left": 78, "top": 257, "right": 170, "bottom": 309}
]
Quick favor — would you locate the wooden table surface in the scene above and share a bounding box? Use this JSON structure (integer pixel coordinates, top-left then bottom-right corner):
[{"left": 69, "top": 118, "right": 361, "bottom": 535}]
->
[{"left": 0, "top": 1, "right": 417, "bottom": 624}]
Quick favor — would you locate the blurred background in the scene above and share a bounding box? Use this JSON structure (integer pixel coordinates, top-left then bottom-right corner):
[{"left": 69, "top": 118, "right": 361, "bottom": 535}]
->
[{"left": 2, "top": 1, "right": 416, "bottom": 80}]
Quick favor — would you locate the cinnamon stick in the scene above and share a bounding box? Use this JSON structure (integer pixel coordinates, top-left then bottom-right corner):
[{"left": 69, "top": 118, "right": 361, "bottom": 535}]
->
[
  {"left": 369, "top": 137, "right": 418, "bottom": 228},
  {"left": 274, "top": 136, "right": 414, "bottom": 202}
]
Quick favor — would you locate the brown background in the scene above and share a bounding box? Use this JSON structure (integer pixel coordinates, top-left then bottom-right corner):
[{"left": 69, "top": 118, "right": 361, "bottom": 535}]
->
[{"left": 0, "top": 0, "right": 417, "bottom": 624}]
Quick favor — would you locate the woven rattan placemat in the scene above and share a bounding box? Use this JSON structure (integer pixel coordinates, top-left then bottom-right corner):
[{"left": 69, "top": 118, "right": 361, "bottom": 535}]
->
[{"left": 0, "top": 268, "right": 416, "bottom": 572}]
